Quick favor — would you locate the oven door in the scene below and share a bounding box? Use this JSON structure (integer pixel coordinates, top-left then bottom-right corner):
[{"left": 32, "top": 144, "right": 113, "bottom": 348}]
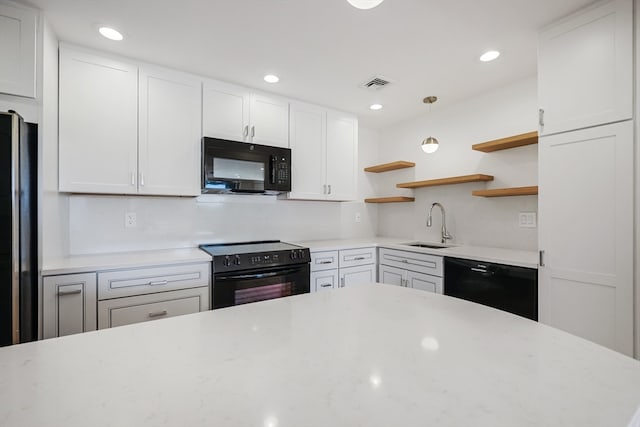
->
[{"left": 213, "top": 264, "right": 310, "bottom": 309}]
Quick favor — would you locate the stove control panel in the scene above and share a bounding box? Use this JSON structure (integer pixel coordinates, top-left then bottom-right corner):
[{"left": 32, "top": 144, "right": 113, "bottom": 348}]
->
[{"left": 212, "top": 248, "right": 311, "bottom": 272}]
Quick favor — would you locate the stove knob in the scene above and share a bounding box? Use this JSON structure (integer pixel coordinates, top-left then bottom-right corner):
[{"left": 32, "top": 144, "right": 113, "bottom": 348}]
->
[
  {"left": 234, "top": 255, "right": 241, "bottom": 265},
  {"left": 290, "top": 251, "right": 297, "bottom": 260},
  {"left": 223, "top": 256, "right": 231, "bottom": 267}
]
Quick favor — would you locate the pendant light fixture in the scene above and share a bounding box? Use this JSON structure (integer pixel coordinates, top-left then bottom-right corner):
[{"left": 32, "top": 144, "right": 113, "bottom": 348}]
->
[
  {"left": 421, "top": 96, "right": 439, "bottom": 154},
  {"left": 347, "top": 0, "right": 384, "bottom": 10}
]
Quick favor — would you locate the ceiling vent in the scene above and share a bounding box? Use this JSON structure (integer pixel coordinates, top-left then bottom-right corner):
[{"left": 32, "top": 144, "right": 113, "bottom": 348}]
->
[{"left": 361, "top": 75, "right": 392, "bottom": 90}]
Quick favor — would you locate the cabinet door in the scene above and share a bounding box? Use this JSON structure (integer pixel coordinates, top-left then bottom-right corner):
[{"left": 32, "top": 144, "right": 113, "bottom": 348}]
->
[
  {"left": 139, "top": 66, "right": 202, "bottom": 196},
  {"left": 59, "top": 46, "right": 138, "bottom": 194},
  {"left": 288, "top": 101, "right": 327, "bottom": 200},
  {"left": 202, "top": 79, "right": 251, "bottom": 142},
  {"left": 310, "top": 270, "right": 338, "bottom": 292},
  {"left": 326, "top": 112, "right": 358, "bottom": 201},
  {"left": 538, "top": 0, "right": 632, "bottom": 135},
  {"left": 250, "top": 93, "right": 289, "bottom": 148},
  {"left": 0, "top": 3, "right": 36, "bottom": 98},
  {"left": 378, "top": 264, "right": 405, "bottom": 287},
  {"left": 98, "top": 287, "right": 209, "bottom": 329},
  {"left": 539, "top": 121, "right": 633, "bottom": 355},
  {"left": 406, "top": 271, "right": 443, "bottom": 294},
  {"left": 42, "top": 273, "right": 97, "bottom": 339},
  {"left": 340, "top": 264, "right": 375, "bottom": 288}
]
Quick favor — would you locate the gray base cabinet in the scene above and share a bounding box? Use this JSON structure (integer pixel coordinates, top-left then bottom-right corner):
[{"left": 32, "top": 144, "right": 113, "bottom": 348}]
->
[
  {"left": 42, "top": 273, "right": 97, "bottom": 339},
  {"left": 378, "top": 248, "right": 443, "bottom": 294},
  {"left": 310, "top": 247, "right": 377, "bottom": 291}
]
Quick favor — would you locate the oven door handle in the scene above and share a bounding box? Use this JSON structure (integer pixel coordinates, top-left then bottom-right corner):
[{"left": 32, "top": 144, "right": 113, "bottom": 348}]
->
[{"left": 216, "top": 268, "right": 302, "bottom": 281}]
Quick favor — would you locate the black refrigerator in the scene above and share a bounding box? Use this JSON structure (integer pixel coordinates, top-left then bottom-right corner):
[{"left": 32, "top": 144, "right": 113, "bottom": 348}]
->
[{"left": 0, "top": 111, "right": 37, "bottom": 346}]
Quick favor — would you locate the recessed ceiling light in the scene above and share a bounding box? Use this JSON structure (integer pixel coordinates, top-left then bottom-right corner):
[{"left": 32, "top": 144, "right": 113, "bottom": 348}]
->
[
  {"left": 347, "top": 0, "right": 384, "bottom": 10},
  {"left": 480, "top": 50, "right": 500, "bottom": 62},
  {"left": 264, "top": 74, "right": 279, "bottom": 83},
  {"left": 369, "top": 104, "right": 383, "bottom": 110},
  {"left": 98, "top": 27, "right": 123, "bottom": 41}
]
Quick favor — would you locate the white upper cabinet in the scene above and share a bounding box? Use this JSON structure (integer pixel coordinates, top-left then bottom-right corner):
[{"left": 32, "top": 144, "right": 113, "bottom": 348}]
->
[
  {"left": 59, "top": 45, "right": 203, "bottom": 196},
  {"left": 249, "top": 93, "right": 289, "bottom": 148},
  {"left": 59, "top": 45, "right": 138, "bottom": 194},
  {"left": 202, "top": 80, "right": 251, "bottom": 142},
  {"left": 288, "top": 101, "right": 327, "bottom": 199},
  {"left": 202, "top": 79, "right": 289, "bottom": 148},
  {"left": 139, "top": 66, "right": 201, "bottom": 196},
  {"left": 326, "top": 111, "right": 357, "bottom": 201},
  {"left": 0, "top": 3, "right": 36, "bottom": 98},
  {"left": 538, "top": 0, "right": 632, "bottom": 135},
  {"left": 286, "top": 104, "right": 358, "bottom": 201}
]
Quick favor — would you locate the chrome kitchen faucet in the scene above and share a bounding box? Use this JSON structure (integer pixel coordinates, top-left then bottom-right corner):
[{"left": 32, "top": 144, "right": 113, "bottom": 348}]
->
[{"left": 427, "top": 202, "right": 453, "bottom": 244}]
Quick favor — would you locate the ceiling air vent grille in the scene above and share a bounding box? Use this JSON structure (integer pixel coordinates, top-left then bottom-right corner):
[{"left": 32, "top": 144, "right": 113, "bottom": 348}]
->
[{"left": 362, "top": 75, "right": 392, "bottom": 90}]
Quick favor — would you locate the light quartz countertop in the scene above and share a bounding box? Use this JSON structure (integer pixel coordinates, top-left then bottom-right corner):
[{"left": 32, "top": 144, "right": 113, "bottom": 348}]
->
[
  {"left": 1, "top": 284, "right": 639, "bottom": 427},
  {"left": 41, "top": 247, "right": 212, "bottom": 275},
  {"left": 293, "top": 237, "right": 539, "bottom": 268}
]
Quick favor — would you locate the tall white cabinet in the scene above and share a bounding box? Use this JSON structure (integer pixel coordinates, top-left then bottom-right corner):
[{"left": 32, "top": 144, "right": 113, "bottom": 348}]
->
[
  {"left": 59, "top": 45, "right": 202, "bottom": 196},
  {"left": 537, "top": 0, "right": 635, "bottom": 356}
]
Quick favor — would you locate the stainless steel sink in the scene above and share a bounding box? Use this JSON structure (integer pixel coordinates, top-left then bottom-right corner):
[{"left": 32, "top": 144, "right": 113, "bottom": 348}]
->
[{"left": 401, "top": 242, "right": 452, "bottom": 249}]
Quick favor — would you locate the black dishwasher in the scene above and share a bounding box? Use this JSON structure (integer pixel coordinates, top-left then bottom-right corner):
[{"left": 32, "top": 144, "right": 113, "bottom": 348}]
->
[{"left": 444, "top": 257, "right": 538, "bottom": 321}]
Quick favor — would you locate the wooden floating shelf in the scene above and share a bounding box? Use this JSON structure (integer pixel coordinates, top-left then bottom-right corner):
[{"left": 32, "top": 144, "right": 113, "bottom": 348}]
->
[
  {"left": 364, "top": 161, "right": 416, "bottom": 173},
  {"left": 396, "top": 174, "right": 494, "bottom": 189},
  {"left": 472, "top": 131, "right": 538, "bottom": 153},
  {"left": 472, "top": 186, "right": 539, "bottom": 197},
  {"left": 364, "top": 196, "right": 415, "bottom": 204}
]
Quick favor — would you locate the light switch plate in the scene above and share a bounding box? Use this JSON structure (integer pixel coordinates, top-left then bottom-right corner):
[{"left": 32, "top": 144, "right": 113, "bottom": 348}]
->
[{"left": 519, "top": 212, "right": 536, "bottom": 228}]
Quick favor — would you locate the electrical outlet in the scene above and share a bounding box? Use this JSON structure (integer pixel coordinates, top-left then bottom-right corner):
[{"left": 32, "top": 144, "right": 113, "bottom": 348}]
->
[
  {"left": 355, "top": 212, "right": 362, "bottom": 223},
  {"left": 125, "top": 212, "right": 137, "bottom": 228},
  {"left": 518, "top": 212, "right": 536, "bottom": 228}
]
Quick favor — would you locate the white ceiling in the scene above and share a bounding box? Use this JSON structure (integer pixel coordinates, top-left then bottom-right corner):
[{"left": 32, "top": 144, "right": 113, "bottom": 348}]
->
[{"left": 26, "top": 0, "right": 595, "bottom": 129}]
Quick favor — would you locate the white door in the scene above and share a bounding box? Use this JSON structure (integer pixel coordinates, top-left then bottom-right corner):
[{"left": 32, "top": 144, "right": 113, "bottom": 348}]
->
[
  {"left": 138, "top": 66, "right": 202, "bottom": 196},
  {"left": 538, "top": 0, "right": 632, "bottom": 135},
  {"left": 0, "top": 3, "right": 36, "bottom": 98},
  {"left": 378, "top": 264, "right": 405, "bottom": 287},
  {"left": 42, "top": 273, "right": 97, "bottom": 339},
  {"left": 406, "top": 271, "right": 443, "bottom": 294},
  {"left": 340, "top": 264, "right": 375, "bottom": 288},
  {"left": 59, "top": 46, "right": 138, "bottom": 194},
  {"left": 326, "top": 111, "right": 358, "bottom": 201},
  {"left": 250, "top": 93, "right": 289, "bottom": 148},
  {"left": 311, "top": 270, "right": 338, "bottom": 292},
  {"left": 202, "top": 79, "right": 251, "bottom": 142},
  {"left": 288, "top": 101, "right": 327, "bottom": 200},
  {"left": 538, "top": 121, "right": 633, "bottom": 356}
]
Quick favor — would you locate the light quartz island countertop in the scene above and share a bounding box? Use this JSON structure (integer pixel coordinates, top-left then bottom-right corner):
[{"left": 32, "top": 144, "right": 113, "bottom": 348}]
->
[{"left": 1, "top": 285, "right": 639, "bottom": 427}]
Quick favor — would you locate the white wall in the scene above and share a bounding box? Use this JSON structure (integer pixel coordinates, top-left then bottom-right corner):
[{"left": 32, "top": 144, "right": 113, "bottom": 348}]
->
[
  {"left": 375, "top": 77, "right": 538, "bottom": 251},
  {"left": 63, "top": 126, "right": 379, "bottom": 255}
]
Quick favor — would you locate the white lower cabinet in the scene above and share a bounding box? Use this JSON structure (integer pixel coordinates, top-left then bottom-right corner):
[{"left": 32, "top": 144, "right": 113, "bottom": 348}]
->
[
  {"left": 98, "top": 287, "right": 209, "bottom": 329},
  {"left": 42, "top": 273, "right": 97, "bottom": 339},
  {"left": 378, "top": 248, "right": 443, "bottom": 294},
  {"left": 310, "top": 247, "right": 376, "bottom": 291}
]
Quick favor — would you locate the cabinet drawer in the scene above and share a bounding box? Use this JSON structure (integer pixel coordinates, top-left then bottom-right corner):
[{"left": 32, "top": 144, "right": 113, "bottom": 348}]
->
[
  {"left": 310, "top": 250, "right": 339, "bottom": 271},
  {"left": 339, "top": 247, "right": 376, "bottom": 268},
  {"left": 98, "top": 287, "right": 209, "bottom": 329},
  {"left": 98, "top": 263, "right": 210, "bottom": 300},
  {"left": 379, "top": 248, "right": 443, "bottom": 277}
]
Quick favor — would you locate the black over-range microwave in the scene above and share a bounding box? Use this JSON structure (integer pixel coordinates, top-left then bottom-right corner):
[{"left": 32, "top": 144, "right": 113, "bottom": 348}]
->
[{"left": 201, "top": 137, "right": 291, "bottom": 194}]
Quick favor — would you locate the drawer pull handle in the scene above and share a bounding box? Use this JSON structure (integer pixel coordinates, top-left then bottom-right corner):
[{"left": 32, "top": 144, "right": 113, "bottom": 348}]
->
[
  {"left": 353, "top": 257, "right": 366, "bottom": 261},
  {"left": 149, "top": 280, "right": 169, "bottom": 286},
  {"left": 401, "top": 259, "right": 408, "bottom": 263},
  {"left": 58, "top": 289, "right": 81, "bottom": 296},
  {"left": 320, "top": 284, "right": 332, "bottom": 288},
  {"left": 319, "top": 261, "right": 333, "bottom": 264},
  {"left": 148, "top": 310, "right": 168, "bottom": 318}
]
